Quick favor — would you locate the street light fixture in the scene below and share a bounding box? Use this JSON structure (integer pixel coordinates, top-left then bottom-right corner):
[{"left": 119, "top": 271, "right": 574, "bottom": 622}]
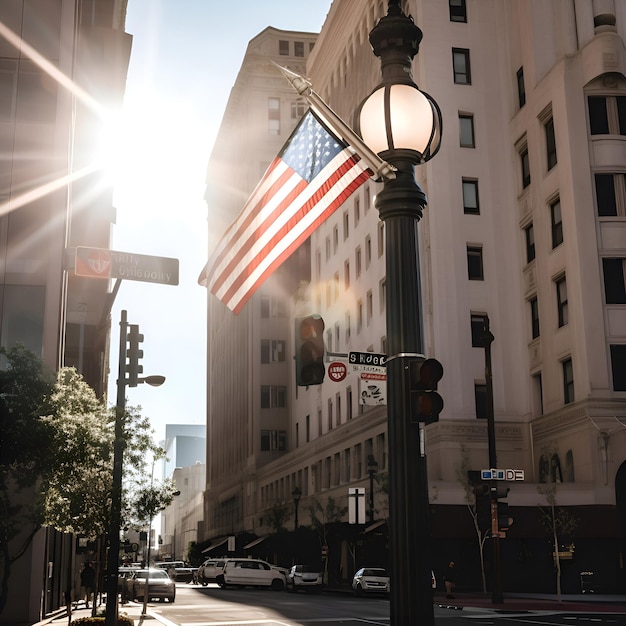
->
[
  {"left": 367, "top": 455, "right": 378, "bottom": 523},
  {"left": 291, "top": 486, "right": 302, "bottom": 531},
  {"left": 356, "top": 2, "right": 442, "bottom": 624}
]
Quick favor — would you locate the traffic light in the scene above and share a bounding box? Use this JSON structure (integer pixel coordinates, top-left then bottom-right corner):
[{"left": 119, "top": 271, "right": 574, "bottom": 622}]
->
[
  {"left": 474, "top": 482, "right": 492, "bottom": 531},
  {"left": 295, "top": 315, "right": 325, "bottom": 386},
  {"left": 126, "top": 324, "right": 144, "bottom": 387},
  {"left": 496, "top": 485, "right": 513, "bottom": 533},
  {"left": 408, "top": 357, "right": 444, "bottom": 424}
]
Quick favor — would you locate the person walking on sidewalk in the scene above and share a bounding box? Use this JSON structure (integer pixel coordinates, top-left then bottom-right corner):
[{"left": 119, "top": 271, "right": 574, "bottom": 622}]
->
[
  {"left": 80, "top": 562, "right": 96, "bottom": 608},
  {"left": 444, "top": 561, "right": 457, "bottom": 599}
]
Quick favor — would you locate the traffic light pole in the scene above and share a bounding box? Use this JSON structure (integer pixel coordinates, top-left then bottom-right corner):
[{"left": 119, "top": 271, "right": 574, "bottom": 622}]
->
[
  {"left": 104, "top": 310, "right": 128, "bottom": 626},
  {"left": 483, "top": 317, "right": 503, "bottom": 604}
]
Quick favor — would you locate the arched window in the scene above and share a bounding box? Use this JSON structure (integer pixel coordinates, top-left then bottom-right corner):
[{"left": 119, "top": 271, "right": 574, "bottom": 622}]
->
[{"left": 564, "top": 450, "right": 575, "bottom": 482}]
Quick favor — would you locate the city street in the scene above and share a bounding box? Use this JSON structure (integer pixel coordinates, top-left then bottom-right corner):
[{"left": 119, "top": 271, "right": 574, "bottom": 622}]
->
[{"left": 115, "top": 583, "right": 626, "bottom": 626}]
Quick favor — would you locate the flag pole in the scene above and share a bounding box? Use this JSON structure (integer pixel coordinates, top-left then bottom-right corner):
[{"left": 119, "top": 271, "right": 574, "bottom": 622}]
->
[{"left": 272, "top": 62, "right": 396, "bottom": 182}]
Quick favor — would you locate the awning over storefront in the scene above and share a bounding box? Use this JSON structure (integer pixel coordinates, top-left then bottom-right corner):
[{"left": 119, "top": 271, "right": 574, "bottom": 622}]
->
[
  {"left": 201, "top": 536, "right": 229, "bottom": 554},
  {"left": 364, "top": 520, "right": 386, "bottom": 533},
  {"left": 243, "top": 536, "right": 267, "bottom": 550}
]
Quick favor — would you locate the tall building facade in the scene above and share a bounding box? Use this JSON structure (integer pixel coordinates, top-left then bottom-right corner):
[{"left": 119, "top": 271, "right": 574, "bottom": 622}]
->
[
  {"left": 0, "top": 1, "right": 130, "bottom": 622},
  {"left": 202, "top": 0, "right": 626, "bottom": 593}
]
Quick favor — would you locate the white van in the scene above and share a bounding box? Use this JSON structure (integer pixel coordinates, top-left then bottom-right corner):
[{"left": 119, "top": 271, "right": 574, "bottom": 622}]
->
[{"left": 216, "top": 558, "right": 287, "bottom": 591}]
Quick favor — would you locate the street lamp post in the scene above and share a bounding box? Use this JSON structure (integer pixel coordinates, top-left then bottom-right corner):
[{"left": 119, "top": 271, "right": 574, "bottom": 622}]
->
[
  {"left": 356, "top": 2, "right": 442, "bottom": 625},
  {"left": 367, "top": 455, "right": 378, "bottom": 523},
  {"left": 292, "top": 486, "right": 302, "bottom": 531}
]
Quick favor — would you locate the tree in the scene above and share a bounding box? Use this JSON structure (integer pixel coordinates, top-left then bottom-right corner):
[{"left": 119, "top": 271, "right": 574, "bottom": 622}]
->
[
  {"left": 455, "top": 445, "right": 488, "bottom": 593},
  {"left": 537, "top": 463, "right": 578, "bottom": 602},
  {"left": 267, "top": 501, "right": 290, "bottom": 533},
  {"left": 308, "top": 496, "right": 348, "bottom": 584}
]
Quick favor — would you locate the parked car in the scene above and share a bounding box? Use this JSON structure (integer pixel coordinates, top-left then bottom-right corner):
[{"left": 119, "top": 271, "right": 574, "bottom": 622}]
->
[
  {"left": 216, "top": 558, "right": 287, "bottom": 591},
  {"left": 117, "top": 566, "right": 139, "bottom": 594},
  {"left": 127, "top": 568, "right": 176, "bottom": 603},
  {"left": 286, "top": 564, "right": 323, "bottom": 592},
  {"left": 352, "top": 567, "right": 390, "bottom": 595},
  {"left": 197, "top": 558, "right": 228, "bottom": 585}
]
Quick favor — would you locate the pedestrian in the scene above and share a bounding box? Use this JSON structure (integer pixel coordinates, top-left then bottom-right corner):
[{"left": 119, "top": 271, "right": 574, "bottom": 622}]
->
[
  {"left": 80, "top": 561, "right": 96, "bottom": 608},
  {"left": 444, "top": 560, "right": 456, "bottom": 599}
]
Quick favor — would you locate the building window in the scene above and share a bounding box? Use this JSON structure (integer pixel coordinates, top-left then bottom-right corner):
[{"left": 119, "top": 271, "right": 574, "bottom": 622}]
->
[
  {"left": 333, "top": 225, "right": 339, "bottom": 253},
  {"left": 260, "top": 339, "right": 286, "bottom": 363},
  {"left": 474, "top": 383, "right": 487, "bottom": 419},
  {"left": 260, "top": 296, "right": 287, "bottom": 318},
  {"left": 530, "top": 297, "right": 540, "bottom": 339},
  {"left": 344, "top": 260, "right": 350, "bottom": 289},
  {"left": 326, "top": 329, "right": 333, "bottom": 354},
  {"left": 357, "top": 299, "right": 363, "bottom": 333},
  {"left": 467, "top": 246, "right": 484, "bottom": 280},
  {"left": 261, "top": 385, "right": 287, "bottom": 408},
  {"left": 471, "top": 313, "right": 488, "bottom": 347},
  {"left": 610, "top": 345, "right": 626, "bottom": 391},
  {"left": 268, "top": 97, "right": 280, "bottom": 135},
  {"left": 556, "top": 275, "right": 568, "bottom": 327},
  {"left": 354, "top": 197, "right": 361, "bottom": 226},
  {"left": 462, "top": 179, "right": 479, "bottom": 214},
  {"left": 595, "top": 173, "right": 626, "bottom": 216},
  {"left": 345, "top": 312, "right": 351, "bottom": 341},
  {"left": 380, "top": 278, "right": 386, "bottom": 313},
  {"left": 261, "top": 430, "right": 287, "bottom": 451},
  {"left": 562, "top": 358, "right": 574, "bottom": 404},
  {"left": 356, "top": 246, "right": 362, "bottom": 278},
  {"left": 305, "top": 415, "right": 310, "bottom": 442},
  {"left": 603, "top": 258, "right": 626, "bottom": 304},
  {"left": 545, "top": 117, "right": 557, "bottom": 170},
  {"left": 365, "top": 235, "right": 372, "bottom": 268},
  {"left": 347, "top": 387, "right": 353, "bottom": 420},
  {"left": 378, "top": 222, "right": 384, "bottom": 257},
  {"left": 344, "top": 448, "right": 351, "bottom": 482},
  {"left": 449, "top": 0, "right": 467, "bottom": 22},
  {"left": 525, "top": 223, "right": 536, "bottom": 263},
  {"left": 325, "top": 236, "right": 331, "bottom": 260},
  {"left": 459, "top": 114, "right": 475, "bottom": 147},
  {"left": 517, "top": 67, "right": 526, "bottom": 108},
  {"left": 452, "top": 48, "right": 471, "bottom": 84},
  {"left": 279, "top": 40, "right": 289, "bottom": 55},
  {"left": 343, "top": 211, "right": 349, "bottom": 239},
  {"left": 520, "top": 146, "right": 531, "bottom": 188},
  {"left": 328, "top": 398, "right": 333, "bottom": 431},
  {"left": 550, "top": 198, "right": 563, "bottom": 248},
  {"left": 291, "top": 99, "right": 306, "bottom": 119},
  {"left": 337, "top": 393, "right": 342, "bottom": 426},
  {"left": 294, "top": 41, "right": 304, "bottom": 57},
  {"left": 295, "top": 423, "right": 299, "bottom": 448},
  {"left": 335, "top": 323, "right": 340, "bottom": 350},
  {"left": 588, "top": 95, "right": 626, "bottom": 135},
  {"left": 366, "top": 290, "right": 373, "bottom": 324}
]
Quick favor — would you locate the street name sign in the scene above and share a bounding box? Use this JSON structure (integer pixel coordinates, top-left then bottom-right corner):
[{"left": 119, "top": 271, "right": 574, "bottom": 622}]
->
[
  {"left": 349, "top": 351, "right": 387, "bottom": 367},
  {"left": 75, "top": 246, "right": 179, "bottom": 286},
  {"left": 481, "top": 468, "right": 525, "bottom": 481}
]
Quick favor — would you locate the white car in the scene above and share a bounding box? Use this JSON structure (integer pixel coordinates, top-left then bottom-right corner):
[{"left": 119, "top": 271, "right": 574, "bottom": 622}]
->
[
  {"left": 197, "top": 558, "right": 227, "bottom": 585},
  {"left": 352, "top": 567, "right": 390, "bottom": 595},
  {"left": 128, "top": 568, "right": 176, "bottom": 603},
  {"left": 216, "top": 558, "right": 287, "bottom": 590},
  {"left": 286, "top": 564, "right": 323, "bottom": 592}
]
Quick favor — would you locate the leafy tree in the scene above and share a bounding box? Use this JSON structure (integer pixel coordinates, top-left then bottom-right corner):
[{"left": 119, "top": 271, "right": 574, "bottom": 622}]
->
[
  {"left": 267, "top": 501, "right": 290, "bottom": 533},
  {"left": 307, "top": 497, "right": 348, "bottom": 584}
]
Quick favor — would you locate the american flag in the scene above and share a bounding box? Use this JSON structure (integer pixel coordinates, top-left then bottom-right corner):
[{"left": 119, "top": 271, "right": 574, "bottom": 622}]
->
[{"left": 199, "top": 110, "right": 372, "bottom": 314}]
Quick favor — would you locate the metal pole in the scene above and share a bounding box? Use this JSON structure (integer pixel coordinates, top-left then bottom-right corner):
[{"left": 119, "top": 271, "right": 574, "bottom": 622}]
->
[
  {"left": 378, "top": 158, "right": 433, "bottom": 625},
  {"left": 104, "top": 310, "right": 127, "bottom": 626},
  {"left": 142, "top": 514, "right": 152, "bottom": 616},
  {"left": 368, "top": 471, "right": 375, "bottom": 523},
  {"left": 483, "top": 317, "right": 503, "bottom": 604}
]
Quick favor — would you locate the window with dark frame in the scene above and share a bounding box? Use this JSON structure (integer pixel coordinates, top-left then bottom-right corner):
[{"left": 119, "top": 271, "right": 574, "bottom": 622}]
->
[
  {"left": 517, "top": 67, "right": 526, "bottom": 108},
  {"left": 471, "top": 313, "right": 488, "bottom": 347},
  {"left": 602, "top": 258, "right": 626, "bottom": 304},
  {"left": 610, "top": 345, "right": 626, "bottom": 391},
  {"left": 562, "top": 358, "right": 574, "bottom": 404},
  {"left": 449, "top": 0, "right": 467, "bottom": 22},
  {"left": 521, "top": 146, "right": 531, "bottom": 188},
  {"left": 462, "top": 179, "right": 479, "bottom": 214},
  {"left": 525, "top": 223, "right": 536, "bottom": 263},
  {"left": 595, "top": 173, "right": 625, "bottom": 216},
  {"left": 291, "top": 100, "right": 306, "bottom": 120},
  {"left": 588, "top": 95, "right": 626, "bottom": 135},
  {"left": 467, "top": 246, "right": 484, "bottom": 280},
  {"left": 452, "top": 48, "right": 471, "bottom": 84},
  {"left": 530, "top": 297, "right": 540, "bottom": 339},
  {"left": 459, "top": 114, "right": 475, "bottom": 147},
  {"left": 545, "top": 117, "right": 557, "bottom": 170},
  {"left": 294, "top": 41, "right": 304, "bottom": 57},
  {"left": 279, "top": 40, "right": 289, "bottom": 56},
  {"left": 550, "top": 198, "right": 563, "bottom": 248},
  {"left": 556, "top": 275, "right": 568, "bottom": 327}
]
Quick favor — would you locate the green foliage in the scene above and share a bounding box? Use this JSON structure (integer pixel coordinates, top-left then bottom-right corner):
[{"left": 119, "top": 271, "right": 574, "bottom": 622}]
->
[
  {"left": 307, "top": 496, "right": 348, "bottom": 543},
  {"left": 267, "top": 501, "right": 290, "bottom": 533},
  {"left": 71, "top": 614, "right": 133, "bottom": 625}
]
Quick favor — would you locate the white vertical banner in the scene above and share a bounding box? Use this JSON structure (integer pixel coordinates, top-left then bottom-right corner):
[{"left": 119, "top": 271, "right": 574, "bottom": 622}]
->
[
  {"left": 349, "top": 488, "right": 366, "bottom": 524},
  {"left": 228, "top": 535, "right": 236, "bottom": 552},
  {"left": 360, "top": 372, "right": 387, "bottom": 405}
]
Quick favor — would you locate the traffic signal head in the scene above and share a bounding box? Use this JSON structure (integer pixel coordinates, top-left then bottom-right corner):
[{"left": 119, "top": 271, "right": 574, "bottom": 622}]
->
[
  {"left": 496, "top": 485, "right": 513, "bottom": 533},
  {"left": 473, "top": 482, "right": 491, "bottom": 531},
  {"left": 295, "top": 315, "right": 325, "bottom": 386},
  {"left": 126, "top": 324, "right": 144, "bottom": 387},
  {"left": 409, "top": 357, "right": 444, "bottom": 424}
]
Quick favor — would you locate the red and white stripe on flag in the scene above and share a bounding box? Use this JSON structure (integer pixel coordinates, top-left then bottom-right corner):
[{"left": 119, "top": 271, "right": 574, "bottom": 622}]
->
[{"left": 198, "top": 110, "right": 372, "bottom": 314}]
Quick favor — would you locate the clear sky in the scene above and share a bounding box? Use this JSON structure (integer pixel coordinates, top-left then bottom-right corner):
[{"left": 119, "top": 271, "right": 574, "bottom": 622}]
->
[{"left": 108, "top": 1, "right": 332, "bottom": 445}]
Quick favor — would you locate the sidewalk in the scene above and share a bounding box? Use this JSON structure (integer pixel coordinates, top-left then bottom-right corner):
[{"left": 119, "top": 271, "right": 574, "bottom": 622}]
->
[
  {"left": 32, "top": 599, "right": 157, "bottom": 626},
  {"left": 434, "top": 591, "right": 626, "bottom": 613}
]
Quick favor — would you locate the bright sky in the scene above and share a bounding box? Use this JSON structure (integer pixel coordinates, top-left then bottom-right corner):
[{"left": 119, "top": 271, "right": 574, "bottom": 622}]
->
[{"left": 108, "top": 1, "right": 332, "bottom": 445}]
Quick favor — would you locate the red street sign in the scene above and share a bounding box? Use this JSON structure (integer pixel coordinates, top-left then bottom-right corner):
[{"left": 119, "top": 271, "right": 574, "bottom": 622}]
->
[
  {"left": 328, "top": 361, "right": 347, "bottom": 382},
  {"left": 75, "top": 246, "right": 179, "bottom": 285}
]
